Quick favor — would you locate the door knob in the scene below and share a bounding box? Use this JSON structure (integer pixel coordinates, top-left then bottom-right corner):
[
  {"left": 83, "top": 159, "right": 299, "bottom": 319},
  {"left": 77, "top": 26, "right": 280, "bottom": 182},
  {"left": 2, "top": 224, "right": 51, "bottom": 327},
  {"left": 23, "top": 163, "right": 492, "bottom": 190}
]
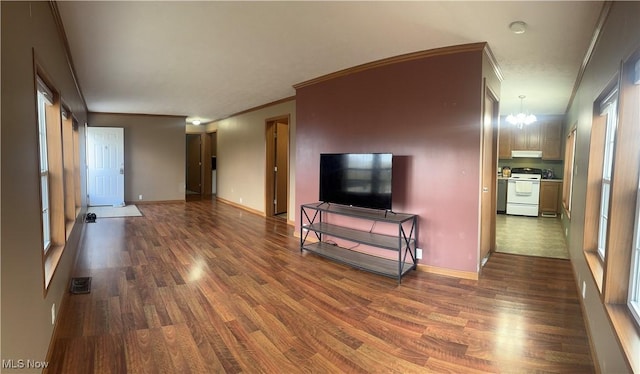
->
[{"left": 120, "top": 168, "right": 124, "bottom": 174}]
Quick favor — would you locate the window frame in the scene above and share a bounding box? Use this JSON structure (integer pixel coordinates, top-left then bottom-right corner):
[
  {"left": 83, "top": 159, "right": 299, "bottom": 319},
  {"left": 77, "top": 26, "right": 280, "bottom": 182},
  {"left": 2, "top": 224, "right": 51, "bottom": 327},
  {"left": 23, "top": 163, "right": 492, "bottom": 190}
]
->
[
  {"left": 626, "top": 57, "right": 640, "bottom": 328},
  {"left": 596, "top": 93, "right": 618, "bottom": 260},
  {"left": 629, "top": 175, "right": 640, "bottom": 325},
  {"left": 562, "top": 126, "right": 576, "bottom": 218},
  {"left": 35, "top": 65, "right": 82, "bottom": 291},
  {"left": 597, "top": 51, "right": 640, "bottom": 374},
  {"left": 582, "top": 79, "right": 619, "bottom": 293},
  {"left": 36, "top": 80, "right": 54, "bottom": 252}
]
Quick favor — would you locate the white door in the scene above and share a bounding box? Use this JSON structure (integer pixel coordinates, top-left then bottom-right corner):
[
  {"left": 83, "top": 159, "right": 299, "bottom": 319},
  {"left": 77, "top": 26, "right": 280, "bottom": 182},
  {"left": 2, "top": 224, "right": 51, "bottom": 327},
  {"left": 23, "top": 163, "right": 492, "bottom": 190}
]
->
[{"left": 87, "top": 127, "right": 124, "bottom": 206}]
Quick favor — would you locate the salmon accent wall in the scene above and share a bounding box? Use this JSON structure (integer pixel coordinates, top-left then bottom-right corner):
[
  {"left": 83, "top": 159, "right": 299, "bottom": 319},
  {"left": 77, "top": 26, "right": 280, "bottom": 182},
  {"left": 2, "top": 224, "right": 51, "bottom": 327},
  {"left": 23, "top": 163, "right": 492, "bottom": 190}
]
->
[{"left": 295, "top": 46, "right": 485, "bottom": 273}]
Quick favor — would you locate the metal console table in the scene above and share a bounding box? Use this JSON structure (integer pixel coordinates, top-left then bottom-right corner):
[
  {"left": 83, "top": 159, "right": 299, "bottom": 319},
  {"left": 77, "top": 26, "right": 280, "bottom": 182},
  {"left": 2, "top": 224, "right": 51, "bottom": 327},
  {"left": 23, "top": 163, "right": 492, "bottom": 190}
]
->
[{"left": 300, "top": 202, "right": 418, "bottom": 283}]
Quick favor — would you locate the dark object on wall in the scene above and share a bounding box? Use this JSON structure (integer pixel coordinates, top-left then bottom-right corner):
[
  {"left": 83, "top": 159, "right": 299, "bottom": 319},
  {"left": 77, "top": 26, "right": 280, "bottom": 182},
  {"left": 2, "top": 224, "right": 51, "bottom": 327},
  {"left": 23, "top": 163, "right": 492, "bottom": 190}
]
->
[
  {"left": 69, "top": 277, "right": 92, "bottom": 294},
  {"left": 320, "top": 153, "right": 393, "bottom": 210},
  {"left": 86, "top": 213, "right": 97, "bottom": 223}
]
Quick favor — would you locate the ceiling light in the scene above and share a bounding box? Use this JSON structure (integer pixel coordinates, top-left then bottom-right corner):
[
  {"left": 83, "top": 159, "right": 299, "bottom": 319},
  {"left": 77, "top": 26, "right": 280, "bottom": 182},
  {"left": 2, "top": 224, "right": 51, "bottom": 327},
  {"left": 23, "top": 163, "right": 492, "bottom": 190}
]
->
[
  {"left": 186, "top": 117, "right": 212, "bottom": 126},
  {"left": 509, "top": 21, "right": 527, "bottom": 34},
  {"left": 506, "top": 95, "right": 537, "bottom": 129}
]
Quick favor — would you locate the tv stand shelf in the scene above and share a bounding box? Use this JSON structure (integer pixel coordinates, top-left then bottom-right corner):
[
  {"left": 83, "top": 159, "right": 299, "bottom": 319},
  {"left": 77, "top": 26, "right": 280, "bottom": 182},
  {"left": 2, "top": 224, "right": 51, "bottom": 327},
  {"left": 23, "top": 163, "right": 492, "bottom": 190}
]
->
[{"left": 300, "top": 202, "right": 418, "bottom": 283}]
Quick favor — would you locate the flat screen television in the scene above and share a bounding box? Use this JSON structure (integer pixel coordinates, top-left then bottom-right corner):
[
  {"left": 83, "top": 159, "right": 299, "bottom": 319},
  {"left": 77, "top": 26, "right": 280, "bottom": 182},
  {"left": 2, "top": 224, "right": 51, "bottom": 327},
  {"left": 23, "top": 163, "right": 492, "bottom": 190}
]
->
[{"left": 319, "top": 153, "right": 392, "bottom": 210}]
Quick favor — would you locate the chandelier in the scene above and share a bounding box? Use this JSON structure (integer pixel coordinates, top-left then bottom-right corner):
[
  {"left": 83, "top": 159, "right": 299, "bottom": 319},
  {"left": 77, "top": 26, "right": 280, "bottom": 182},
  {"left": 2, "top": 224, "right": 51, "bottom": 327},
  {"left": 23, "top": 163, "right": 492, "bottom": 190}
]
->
[{"left": 506, "top": 95, "right": 536, "bottom": 129}]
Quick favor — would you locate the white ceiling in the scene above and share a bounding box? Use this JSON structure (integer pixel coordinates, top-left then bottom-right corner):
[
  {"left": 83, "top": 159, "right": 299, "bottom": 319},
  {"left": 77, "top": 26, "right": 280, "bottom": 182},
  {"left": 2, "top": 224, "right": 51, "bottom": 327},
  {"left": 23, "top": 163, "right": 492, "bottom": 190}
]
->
[{"left": 57, "top": 1, "right": 604, "bottom": 124}]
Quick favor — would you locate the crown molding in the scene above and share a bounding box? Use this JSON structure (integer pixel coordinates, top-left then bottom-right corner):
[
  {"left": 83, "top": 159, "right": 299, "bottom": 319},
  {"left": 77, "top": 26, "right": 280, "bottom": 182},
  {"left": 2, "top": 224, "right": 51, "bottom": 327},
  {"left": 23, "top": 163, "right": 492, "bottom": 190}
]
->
[
  {"left": 565, "top": 1, "right": 613, "bottom": 114},
  {"left": 49, "top": 1, "right": 88, "bottom": 113},
  {"left": 293, "top": 42, "right": 487, "bottom": 90}
]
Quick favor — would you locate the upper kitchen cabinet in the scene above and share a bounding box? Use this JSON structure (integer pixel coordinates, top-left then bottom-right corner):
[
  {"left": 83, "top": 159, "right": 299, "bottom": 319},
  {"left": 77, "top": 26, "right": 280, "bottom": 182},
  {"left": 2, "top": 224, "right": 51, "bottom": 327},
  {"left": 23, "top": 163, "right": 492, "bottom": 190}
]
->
[
  {"left": 512, "top": 121, "right": 541, "bottom": 151},
  {"left": 499, "top": 115, "right": 563, "bottom": 160},
  {"left": 498, "top": 123, "right": 512, "bottom": 159},
  {"left": 541, "top": 117, "right": 563, "bottom": 160}
]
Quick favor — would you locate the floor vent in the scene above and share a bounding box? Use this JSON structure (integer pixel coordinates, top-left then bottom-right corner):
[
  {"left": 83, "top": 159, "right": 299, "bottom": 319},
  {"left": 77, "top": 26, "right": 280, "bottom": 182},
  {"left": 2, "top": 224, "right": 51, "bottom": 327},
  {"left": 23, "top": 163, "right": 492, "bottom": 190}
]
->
[{"left": 69, "top": 277, "right": 92, "bottom": 294}]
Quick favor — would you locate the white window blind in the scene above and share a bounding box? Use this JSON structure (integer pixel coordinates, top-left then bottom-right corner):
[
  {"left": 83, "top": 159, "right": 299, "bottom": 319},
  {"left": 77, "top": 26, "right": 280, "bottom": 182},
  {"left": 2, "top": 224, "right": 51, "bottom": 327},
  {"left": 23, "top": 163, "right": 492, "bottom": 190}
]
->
[
  {"left": 597, "top": 92, "right": 618, "bottom": 260},
  {"left": 36, "top": 78, "right": 54, "bottom": 251}
]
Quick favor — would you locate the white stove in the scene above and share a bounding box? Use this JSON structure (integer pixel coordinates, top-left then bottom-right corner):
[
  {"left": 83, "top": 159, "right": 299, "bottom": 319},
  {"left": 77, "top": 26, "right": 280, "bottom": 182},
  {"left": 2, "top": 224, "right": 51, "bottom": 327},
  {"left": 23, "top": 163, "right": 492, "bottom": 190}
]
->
[{"left": 506, "top": 168, "right": 542, "bottom": 217}]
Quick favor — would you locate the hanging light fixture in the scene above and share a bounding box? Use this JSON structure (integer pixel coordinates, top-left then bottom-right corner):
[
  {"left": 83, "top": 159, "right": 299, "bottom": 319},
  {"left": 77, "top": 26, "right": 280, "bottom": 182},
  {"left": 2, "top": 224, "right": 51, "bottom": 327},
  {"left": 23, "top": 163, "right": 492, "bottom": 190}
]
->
[{"left": 506, "top": 95, "right": 537, "bottom": 129}]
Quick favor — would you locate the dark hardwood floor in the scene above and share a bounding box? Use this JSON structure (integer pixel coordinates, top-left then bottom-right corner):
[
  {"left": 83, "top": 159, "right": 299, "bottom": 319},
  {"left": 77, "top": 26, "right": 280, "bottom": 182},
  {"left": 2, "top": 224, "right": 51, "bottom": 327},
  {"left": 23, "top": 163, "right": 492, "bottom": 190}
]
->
[{"left": 47, "top": 199, "right": 594, "bottom": 373}]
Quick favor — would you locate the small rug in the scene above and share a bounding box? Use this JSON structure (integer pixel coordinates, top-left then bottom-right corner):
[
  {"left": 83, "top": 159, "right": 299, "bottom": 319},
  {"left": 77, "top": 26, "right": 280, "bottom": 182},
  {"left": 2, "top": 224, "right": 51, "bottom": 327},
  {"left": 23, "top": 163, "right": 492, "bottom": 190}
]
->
[{"left": 87, "top": 205, "right": 142, "bottom": 218}]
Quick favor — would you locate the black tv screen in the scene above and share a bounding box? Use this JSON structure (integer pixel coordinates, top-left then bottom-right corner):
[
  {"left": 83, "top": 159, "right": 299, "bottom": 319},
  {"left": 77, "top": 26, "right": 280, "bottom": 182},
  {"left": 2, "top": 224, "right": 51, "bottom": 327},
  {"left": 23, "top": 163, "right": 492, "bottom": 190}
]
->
[{"left": 319, "top": 153, "right": 392, "bottom": 210}]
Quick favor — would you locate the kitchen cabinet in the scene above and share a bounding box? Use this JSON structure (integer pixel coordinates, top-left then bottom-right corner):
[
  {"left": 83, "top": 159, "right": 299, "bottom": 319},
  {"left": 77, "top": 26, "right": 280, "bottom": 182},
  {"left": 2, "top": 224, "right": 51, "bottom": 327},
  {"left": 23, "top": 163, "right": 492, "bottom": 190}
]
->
[
  {"left": 498, "top": 124, "right": 512, "bottom": 159},
  {"left": 512, "top": 121, "right": 540, "bottom": 151},
  {"left": 500, "top": 116, "right": 563, "bottom": 160},
  {"left": 539, "top": 180, "right": 562, "bottom": 216},
  {"left": 541, "top": 118, "right": 563, "bottom": 160},
  {"left": 497, "top": 178, "right": 507, "bottom": 213}
]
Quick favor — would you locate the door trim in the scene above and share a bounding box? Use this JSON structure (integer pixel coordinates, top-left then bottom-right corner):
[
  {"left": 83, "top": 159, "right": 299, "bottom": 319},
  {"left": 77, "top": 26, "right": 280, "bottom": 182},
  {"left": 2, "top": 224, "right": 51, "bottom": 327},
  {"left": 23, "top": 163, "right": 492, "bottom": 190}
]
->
[{"left": 480, "top": 81, "right": 500, "bottom": 270}]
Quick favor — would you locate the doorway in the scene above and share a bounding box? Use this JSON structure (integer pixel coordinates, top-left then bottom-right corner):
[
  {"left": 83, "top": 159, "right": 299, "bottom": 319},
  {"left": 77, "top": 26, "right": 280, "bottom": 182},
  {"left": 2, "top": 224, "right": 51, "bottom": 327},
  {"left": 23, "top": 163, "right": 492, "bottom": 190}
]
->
[
  {"left": 186, "top": 134, "right": 201, "bottom": 195},
  {"left": 265, "top": 115, "right": 290, "bottom": 219},
  {"left": 87, "top": 127, "right": 125, "bottom": 206},
  {"left": 480, "top": 84, "right": 499, "bottom": 268},
  {"left": 208, "top": 132, "right": 217, "bottom": 196}
]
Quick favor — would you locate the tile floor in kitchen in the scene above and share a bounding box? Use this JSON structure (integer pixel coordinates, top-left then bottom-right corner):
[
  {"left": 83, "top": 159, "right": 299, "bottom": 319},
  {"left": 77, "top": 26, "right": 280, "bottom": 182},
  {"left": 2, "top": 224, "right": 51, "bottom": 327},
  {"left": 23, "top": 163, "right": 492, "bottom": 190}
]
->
[{"left": 495, "top": 213, "right": 569, "bottom": 259}]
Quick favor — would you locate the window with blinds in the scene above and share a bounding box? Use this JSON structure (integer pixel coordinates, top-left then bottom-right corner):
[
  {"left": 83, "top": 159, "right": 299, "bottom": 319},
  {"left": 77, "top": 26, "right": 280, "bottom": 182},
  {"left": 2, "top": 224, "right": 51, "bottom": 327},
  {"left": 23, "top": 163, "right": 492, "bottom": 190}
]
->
[
  {"left": 597, "top": 90, "right": 618, "bottom": 261},
  {"left": 562, "top": 127, "right": 576, "bottom": 217},
  {"left": 36, "top": 78, "right": 54, "bottom": 252}
]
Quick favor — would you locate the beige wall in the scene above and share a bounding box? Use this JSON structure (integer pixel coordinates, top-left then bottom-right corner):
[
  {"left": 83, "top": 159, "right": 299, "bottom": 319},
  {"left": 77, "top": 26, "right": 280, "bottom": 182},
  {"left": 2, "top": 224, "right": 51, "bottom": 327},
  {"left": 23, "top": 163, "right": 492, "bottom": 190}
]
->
[
  {"left": 88, "top": 113, "right": 187, "bottom": 203},
  {"left": 564, "top": 2, "right": 640, "bottom": 372},
  {"left": 212, "top": 100, "right": 296, "bottom": 220},
  {"left": 1, "top": 1, "right": 88, "bottom": 368},
  {"left": 185, "top": 123, "right": 205, "bottom": 134}
]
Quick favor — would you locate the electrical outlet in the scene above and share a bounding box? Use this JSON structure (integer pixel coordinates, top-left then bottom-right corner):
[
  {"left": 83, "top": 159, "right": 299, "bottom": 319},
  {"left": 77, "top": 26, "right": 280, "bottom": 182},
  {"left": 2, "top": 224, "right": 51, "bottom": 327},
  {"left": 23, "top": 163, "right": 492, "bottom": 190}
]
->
[
  {"left": 582, "top": 281, "right": 586, "bottom": 299},
  {"left": 138, "top": 194, "right": 143, "bottom": 200},
  {"left": 416, "top": 248, "right": 423, "bottom": 260},
  {"left": 51, "top": 303, "right": 56, "bottom": 325}
]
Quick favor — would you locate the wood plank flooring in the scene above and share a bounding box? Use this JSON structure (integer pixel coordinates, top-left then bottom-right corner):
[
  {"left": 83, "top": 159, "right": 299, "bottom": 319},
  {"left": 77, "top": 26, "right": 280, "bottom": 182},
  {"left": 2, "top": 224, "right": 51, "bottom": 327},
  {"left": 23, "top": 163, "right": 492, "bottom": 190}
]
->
[{"left": 47, "top": 198, "right": 594, "bottom": 373}]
